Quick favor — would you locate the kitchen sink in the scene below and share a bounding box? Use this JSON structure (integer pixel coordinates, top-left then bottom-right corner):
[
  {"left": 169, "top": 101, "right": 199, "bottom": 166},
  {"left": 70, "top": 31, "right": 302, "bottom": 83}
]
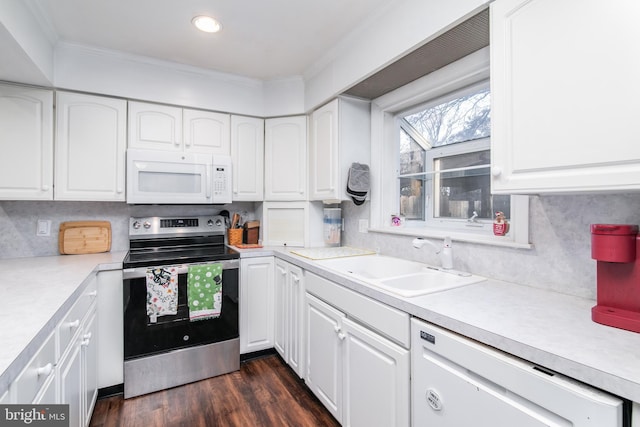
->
[{"left": 315, "top": 254, "right": 485, "bottom": 297}]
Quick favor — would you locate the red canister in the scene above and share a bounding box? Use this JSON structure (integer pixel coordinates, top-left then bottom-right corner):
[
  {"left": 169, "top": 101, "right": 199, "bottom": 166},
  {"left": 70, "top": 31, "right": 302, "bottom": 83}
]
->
[{"left": 591, "top": 224, "right": 639, "bottom": 263}]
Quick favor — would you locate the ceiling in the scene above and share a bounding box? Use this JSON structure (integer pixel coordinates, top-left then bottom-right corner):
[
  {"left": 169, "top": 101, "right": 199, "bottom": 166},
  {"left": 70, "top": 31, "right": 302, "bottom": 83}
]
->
[{"left": 27, "top": 0, "right": 397, "bottom": 81}]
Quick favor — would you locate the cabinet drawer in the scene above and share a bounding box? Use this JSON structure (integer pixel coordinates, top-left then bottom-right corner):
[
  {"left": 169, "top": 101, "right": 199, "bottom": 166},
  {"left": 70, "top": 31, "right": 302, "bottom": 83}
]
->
[
  {"left": 306, "top": 272, "right": 410, "bottom": 348},
  {"left": 11, "top": 330, "right": 56, "bottom": 403},
  {"left": 58, "top": 276, "right": 97, "bottom": 357}
]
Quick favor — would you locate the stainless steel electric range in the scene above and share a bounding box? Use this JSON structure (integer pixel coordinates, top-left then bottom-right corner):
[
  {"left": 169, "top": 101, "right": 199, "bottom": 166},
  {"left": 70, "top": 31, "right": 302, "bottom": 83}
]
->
[{"left": 122, "top": 215, "right": 240, "bottom": 398}]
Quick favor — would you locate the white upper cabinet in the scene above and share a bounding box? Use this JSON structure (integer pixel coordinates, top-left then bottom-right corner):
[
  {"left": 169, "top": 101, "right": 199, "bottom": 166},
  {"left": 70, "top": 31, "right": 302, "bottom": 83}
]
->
[
  {"left": 183, "top": 109, "right": 231, "bottom": 154},
  {"left": 491, "top": 0, "right": 640, "bottom": 194},
  {"left": 55, "top": 92, "right": 127, "bottom": 201},
  {"left": 309, "top": 97, "right": 370, "bottom": 202},
  {"left": 265, "top": 116, "right": 307, "bottom": 201},
  {"left": 0, "top": 84, "right": 53, "bottom": 200},
  {"left": 129, "top": 101, "right": 230, "bottom": 154},
  {"left": 231, "top": 115, "right": 264, "bottom": 201},
  {"left": 128, "top": 101, "right": 182, "bottom": 150}
]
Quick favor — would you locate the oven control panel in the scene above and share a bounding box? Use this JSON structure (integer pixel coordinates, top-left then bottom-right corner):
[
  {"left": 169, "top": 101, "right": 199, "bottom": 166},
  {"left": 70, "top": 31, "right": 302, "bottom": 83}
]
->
[{"left": 129, "top": 215, "right": 225, "bottom": 238}]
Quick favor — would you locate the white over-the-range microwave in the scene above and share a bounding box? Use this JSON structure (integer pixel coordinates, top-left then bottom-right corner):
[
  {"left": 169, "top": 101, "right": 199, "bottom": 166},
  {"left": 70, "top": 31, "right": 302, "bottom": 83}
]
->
[{"left": 126, "top": 149, "right": 232, "bottom": 204}]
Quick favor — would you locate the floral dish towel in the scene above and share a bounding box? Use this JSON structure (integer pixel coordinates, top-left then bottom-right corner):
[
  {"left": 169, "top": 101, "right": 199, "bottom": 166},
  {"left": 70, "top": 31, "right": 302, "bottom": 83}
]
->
[{"left": 146, "top": 266, "right": 178, "bottom": 323}]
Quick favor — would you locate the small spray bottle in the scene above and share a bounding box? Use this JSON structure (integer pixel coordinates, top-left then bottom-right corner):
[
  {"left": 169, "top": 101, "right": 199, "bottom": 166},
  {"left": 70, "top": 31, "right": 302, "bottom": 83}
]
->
[{"left": 493, "top": 211, "right": 509, "bottom": 236}]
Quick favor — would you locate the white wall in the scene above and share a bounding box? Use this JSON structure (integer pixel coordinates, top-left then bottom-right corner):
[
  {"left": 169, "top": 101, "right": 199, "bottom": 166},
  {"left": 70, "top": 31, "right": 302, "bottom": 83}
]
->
[
  {"left": 54, "top": 43, "right": 306, "bottom": 117},
  {"left": 0, "top": 0, "right": 54, "bottom": 85},
  {"left": 303, "top": 0, "right": 490, "bottom": 110}
]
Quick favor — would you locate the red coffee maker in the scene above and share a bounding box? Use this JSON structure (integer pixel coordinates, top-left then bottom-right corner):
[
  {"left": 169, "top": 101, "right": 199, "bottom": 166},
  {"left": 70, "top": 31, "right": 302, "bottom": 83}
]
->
[{"left": 591, "top": 224, "right": 640, "bottom": 333}]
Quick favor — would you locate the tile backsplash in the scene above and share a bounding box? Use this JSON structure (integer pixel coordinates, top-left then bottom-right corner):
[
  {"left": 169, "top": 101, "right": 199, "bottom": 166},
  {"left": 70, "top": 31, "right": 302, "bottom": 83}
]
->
[
  {"left": 342, "top": 194, "right": 640, "bottom": 300},
  {"left": 2, "top": 194, "right": 639, "bottom": 301},
  {"left": 0, "top": 201, "right": 256, "bottom": 259}
]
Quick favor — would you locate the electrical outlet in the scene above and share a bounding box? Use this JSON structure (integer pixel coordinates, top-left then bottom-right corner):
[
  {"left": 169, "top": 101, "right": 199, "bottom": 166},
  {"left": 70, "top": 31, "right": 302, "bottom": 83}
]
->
[
  {"left": 358, "top": 219, "right": 369, "bottom": 233},
  {"left": 36, "top": 220, "right": 51, "bottom": 236}
]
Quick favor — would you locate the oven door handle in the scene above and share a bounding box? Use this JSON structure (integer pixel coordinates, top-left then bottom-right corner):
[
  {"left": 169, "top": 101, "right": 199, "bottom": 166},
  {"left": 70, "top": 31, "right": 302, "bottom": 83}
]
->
[{"left": 123, "top": 259, "right": 239, "bottom": 280}]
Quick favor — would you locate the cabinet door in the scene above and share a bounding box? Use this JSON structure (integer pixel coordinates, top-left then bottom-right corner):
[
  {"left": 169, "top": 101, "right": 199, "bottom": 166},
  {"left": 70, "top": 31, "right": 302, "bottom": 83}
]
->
[
  {"left": 32, "top": 374, "right": 56, "bottom": 404},
  {"left": 491, "top": 0, "right": 640, "bottom": 194},
  {"left": 231, "top": 115, "right": 264, "bottom": 201},
  {"left": 183, "top": 109, "right": 230, "bottom": 154},
  {"left": 265, "top": 116, "right": 307, "bottom": 200},
  {"left": 55, "top": 92, "right": 126, "bottom": 201},
  {"left": 239, "top": 257, "right": 274, "bottom": 354},
  {"left": 342, "top": 317, "right": 410, "bottom": 427},
  {"left": 261, "top": 202, "right": 307, "bottom": 247},
  {"left": 287, "top": 263, "right": 305, "bottom": 379},
  {"left": 59, "top": 336, "right": 83, "bottom": 427},
  {"left": 305, "top": 293, "right": 344, "bottom": 423},
  {"left": 274, "top": 259, "right": 288, "bottom": 359},
  {"left": 97, "top": 270, "right": 123, "bottom": 389},
  {"left": 128, "top": 101, "right": 182, "bottom": 151},
  {"left": 0, "top": 84, "right": 53, "bottom": 200},
  {"left": 82, "top": 312, "right": 98, "bottom": 426},
  {"left": 309, "top": 99, "right": 339, "bottom": 201}
]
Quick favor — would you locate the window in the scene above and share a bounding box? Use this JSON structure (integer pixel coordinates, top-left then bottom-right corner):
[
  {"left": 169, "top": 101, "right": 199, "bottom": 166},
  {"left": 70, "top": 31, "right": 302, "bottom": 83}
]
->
[
  {"left": 397, "top": 82, "right": 509, "bottom": 233},
  {"left": 369, "top": 47, "right": 530, "bottom": 247}
]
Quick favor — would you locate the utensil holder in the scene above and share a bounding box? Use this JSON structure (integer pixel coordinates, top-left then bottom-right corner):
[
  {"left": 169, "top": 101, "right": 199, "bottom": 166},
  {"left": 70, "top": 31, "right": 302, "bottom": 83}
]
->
[{"left": 228, "top": 228, "right": 243, "bottom": 246}]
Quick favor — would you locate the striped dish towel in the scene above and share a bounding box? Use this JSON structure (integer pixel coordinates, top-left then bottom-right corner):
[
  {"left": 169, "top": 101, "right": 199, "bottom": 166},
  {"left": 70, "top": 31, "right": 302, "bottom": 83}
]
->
[{"left": 187, "top": 264, "right": 223, "bottom": 321}]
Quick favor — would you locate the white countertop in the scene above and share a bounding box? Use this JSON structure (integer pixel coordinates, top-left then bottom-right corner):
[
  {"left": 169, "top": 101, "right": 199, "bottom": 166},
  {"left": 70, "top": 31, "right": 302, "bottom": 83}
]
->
[
  {"left": 2, "top": 247, "right": 639, "bottom": 405},
  {"left": 269, "top": 248, "right": 640, "bottom": 403},
  {"left": 0, "top": 251, "right": 125, "bottom": 392}
]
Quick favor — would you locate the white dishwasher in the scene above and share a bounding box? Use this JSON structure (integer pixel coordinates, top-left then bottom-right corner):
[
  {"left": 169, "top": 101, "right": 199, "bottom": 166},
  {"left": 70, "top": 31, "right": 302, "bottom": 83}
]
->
[{"left": 411, "top": 318, "right": 625, "bottom": 426}]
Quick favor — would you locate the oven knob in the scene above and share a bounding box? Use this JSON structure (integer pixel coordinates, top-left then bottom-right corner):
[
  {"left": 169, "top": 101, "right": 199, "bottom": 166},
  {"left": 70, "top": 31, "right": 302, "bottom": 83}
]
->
[
  {"left": 183, "top": 335, "right": 190, "bottom": 341},
  {"left": 132, "top": 221, "right": 141, "bottom": 229},
  {"left": 215, "top": 219, "right": 223, "bottom": 227},
  {"left": 207, "top": 219, "right": 214, "bottom": 227},
  {"left": 143, "top": 221, "right": 151, "bottom": 229}
]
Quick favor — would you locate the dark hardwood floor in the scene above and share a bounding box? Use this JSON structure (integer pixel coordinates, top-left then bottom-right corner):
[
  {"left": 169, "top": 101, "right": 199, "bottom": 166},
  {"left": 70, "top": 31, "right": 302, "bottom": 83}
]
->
[{"left": 90, "top": 354, "right": 340, "bottom": 427}]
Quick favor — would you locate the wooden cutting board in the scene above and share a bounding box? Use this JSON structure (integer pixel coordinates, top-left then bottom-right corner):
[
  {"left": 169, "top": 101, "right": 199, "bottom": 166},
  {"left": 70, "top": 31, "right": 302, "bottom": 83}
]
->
[{"left": 59, "top": 221, "right": 112, "bottom": 255}]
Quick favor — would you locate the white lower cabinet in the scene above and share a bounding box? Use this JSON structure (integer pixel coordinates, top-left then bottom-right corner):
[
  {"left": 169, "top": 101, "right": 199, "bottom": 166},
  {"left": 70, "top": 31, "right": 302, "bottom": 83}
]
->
[
  {"left": 274, "top": 259, "right": 305, "bottom": 378},
  {"left": 342, "top": 318, "right": 410, "bottom": 427},
  {"left": 305, "top": 293, "right": 344, "bottom": 421},
  {"left": 304, "top": 271, "right": 410, "bottom": 427},
  {"left": 82, "top": 312, "right": 98, "bottom": 425},
  {"left": 96, "top": 270, "right": 123, "bottom": 389},
  {"left": 240, "top": 257, "right": 275, "bottom": 354},
  {"left": 10, "top": 330, "right": 56, "bottom": 404},
  {"left": 59, "top": 328, "right": 83, "bottom": 427},
  {"left": 57, "top": 275, "right": 98, "bottom": 427},
  {"left": 6, "top": 275, "right": 98, "bottom": 427}
]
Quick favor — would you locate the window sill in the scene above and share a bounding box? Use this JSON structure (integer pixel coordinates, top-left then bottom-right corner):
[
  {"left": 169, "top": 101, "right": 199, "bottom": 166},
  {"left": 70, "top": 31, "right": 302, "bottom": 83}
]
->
[{"left": 368, "top": 226, "right": 533, "bottom": 250}]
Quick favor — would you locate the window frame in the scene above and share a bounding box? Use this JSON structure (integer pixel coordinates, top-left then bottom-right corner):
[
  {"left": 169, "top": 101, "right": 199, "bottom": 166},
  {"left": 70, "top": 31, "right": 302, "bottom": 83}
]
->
[{"left": 368, "top": 47, "right": 531, "bottom": 248}]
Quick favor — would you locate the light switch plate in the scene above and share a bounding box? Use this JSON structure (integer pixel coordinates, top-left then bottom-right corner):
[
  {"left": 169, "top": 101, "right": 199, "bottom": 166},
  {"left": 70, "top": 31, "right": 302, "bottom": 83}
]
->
[
  {"left": 358, "top": 219, "right": 369, "bottom": 233},
  {"left": 37, "top": 220, "right": 51, "bottom": 236}
]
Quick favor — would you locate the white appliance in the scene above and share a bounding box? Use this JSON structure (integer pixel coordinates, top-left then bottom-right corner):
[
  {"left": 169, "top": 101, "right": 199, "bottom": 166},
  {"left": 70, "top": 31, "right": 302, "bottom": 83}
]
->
[
  {"left": 411, "top": 318, "right": 625, "bottom": 426},
  {"left": 126, "top": 149, "right": 232, "bottom": 204}
]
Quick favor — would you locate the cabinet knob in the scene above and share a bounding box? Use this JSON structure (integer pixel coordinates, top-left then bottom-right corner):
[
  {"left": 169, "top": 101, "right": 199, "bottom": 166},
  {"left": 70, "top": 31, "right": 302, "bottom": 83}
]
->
[
  {"left": 41, "top": 185, "right": 49, "bottom": 191},
  {"left": 67, "top": 319, "right": 80, "bottom": 329},
  {"left": 117, "top": 188, "right": 123, "bottom": 193},
  {"left": 337, "top": 332, "right": 346, "bottom": 340},
  {"left": 36, "top": 363, "right": 53, "bottom": 377},
  {"left": 87, "top": 290, "right": 98, "bottom": 298},
  {"left": 491, "top": 167, "right": 502, "bottom": 177}
]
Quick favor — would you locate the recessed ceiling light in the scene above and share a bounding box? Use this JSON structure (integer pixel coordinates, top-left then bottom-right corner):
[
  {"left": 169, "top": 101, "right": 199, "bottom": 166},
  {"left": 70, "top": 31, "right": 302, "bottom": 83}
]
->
[{"left": 192, "top": 15, "right": 222, "bottom": 33}]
